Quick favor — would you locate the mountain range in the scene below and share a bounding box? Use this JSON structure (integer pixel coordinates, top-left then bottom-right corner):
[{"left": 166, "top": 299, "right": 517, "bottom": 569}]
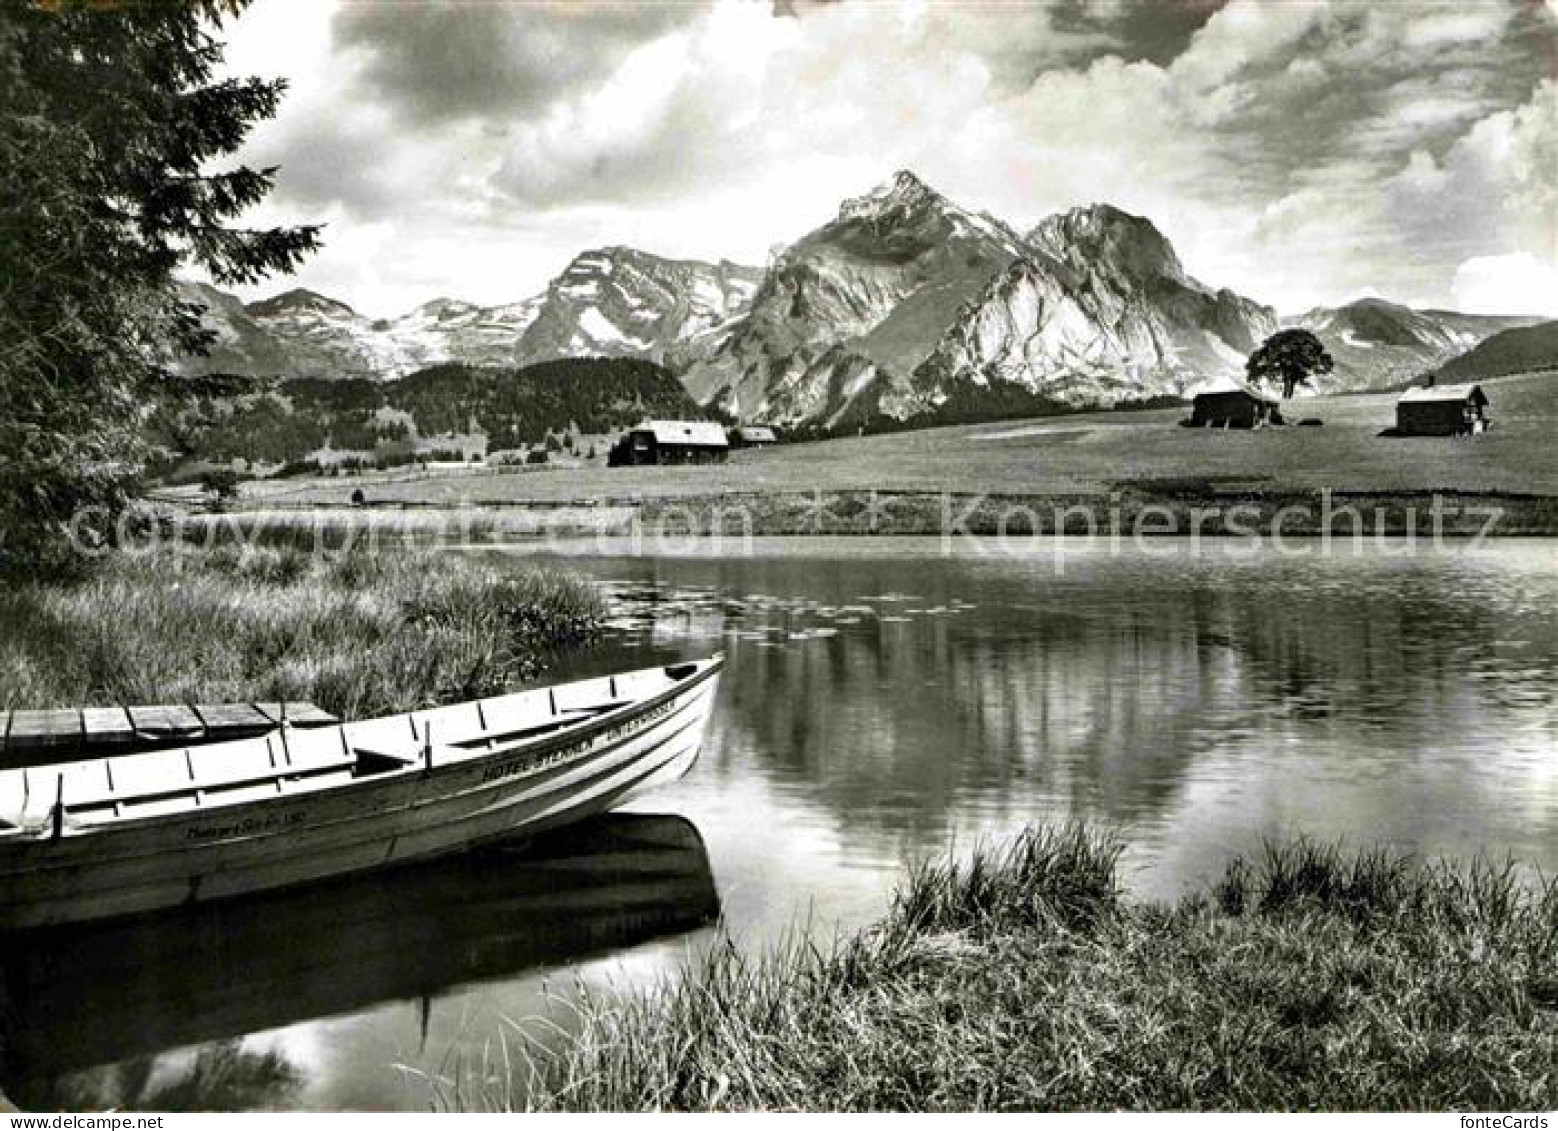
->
[
  {"left": 178, "top": 172, "right": 1549, "bottom": 425},
  {"left": 1289, "top": 298, "right": 1538, "bottom": 393},
  {"left": 178, "top": 248, "right": 760, "bottom": 383}
]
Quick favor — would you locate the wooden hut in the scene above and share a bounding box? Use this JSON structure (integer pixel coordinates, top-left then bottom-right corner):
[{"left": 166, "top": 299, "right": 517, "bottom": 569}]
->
[
  {"left": 730, "top": 425, "right": 779, "bottom": 449},
  {"left": 1189, "top": 385, "right": 1284, "bottom": 429},
  {"left": 608, "top": 421, "right": 729, "bottom": 466},
  {"left": 1396, "top": 383, "right": 1489, "bottom": 436}
]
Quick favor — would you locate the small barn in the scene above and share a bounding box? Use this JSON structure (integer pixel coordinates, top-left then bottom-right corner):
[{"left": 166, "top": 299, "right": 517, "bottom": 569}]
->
[
  {"left": 608, "top": 421, "right": 729, "bottom": 467},
  {"left": 731, "top": 425, "right": 779, "bottom": 448},
  {"left": 1396, "top": 383, "right": 1489, "bottom": 436},
  {"left": 1190, "top": 385, "right": 1284, "bottom": 429}
]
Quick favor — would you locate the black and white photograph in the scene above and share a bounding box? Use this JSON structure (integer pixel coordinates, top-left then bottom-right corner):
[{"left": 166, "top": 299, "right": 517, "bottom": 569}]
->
[{"left": 0, "top": 0, "right": 1555, "bottom": 1116}]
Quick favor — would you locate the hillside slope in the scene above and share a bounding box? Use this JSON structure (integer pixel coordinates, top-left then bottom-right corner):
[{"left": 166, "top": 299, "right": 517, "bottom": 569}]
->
[
  {"left": 150, "top": 357, "right": 704, "bottom": 468},
  {"left": 1427, "top": 320, "right": 1558, "bottom": 384}
]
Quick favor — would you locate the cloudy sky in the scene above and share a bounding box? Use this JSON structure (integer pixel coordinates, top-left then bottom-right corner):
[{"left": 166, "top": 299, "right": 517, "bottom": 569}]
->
[{"left": 211, "top": 0, "right": 1558, "bottom": 319}]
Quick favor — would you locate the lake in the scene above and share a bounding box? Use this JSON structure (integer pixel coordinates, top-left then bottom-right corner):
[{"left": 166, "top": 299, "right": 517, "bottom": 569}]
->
[{"left": 4, "top": 538, "right": 1554, "bottom": 1110}]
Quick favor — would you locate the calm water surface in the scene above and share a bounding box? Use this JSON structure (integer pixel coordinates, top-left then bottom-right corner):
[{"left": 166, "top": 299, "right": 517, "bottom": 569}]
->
[{"left": 4, "top": 538, "right": 1554, "bottom": 1110}]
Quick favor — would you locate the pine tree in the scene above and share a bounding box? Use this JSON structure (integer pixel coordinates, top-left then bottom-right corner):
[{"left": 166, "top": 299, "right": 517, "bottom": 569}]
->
[{"left": 0, "top": 0, "right": 319, "bottom": 572}]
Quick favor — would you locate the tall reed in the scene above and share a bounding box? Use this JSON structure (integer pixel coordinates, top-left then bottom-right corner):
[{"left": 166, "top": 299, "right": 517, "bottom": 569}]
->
[
  {"left": 0, "top": 545, "right": 602, "bottom": 718},
  {"left": 460, "top": 825, "right": 1557, "bottom": 1113}
]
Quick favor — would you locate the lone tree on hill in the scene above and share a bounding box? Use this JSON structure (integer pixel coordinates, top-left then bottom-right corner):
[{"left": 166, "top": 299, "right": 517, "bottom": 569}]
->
[
  {"left": 1246, "top": 329, "right": 1334, "bottom": 399},
  {"left": 0, "top": 1, "right": 319, "bottom": 573}
]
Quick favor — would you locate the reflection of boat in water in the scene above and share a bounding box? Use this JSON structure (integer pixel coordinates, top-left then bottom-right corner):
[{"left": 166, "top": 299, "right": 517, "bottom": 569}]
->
[
  {"left": 0, "top": 813, "right": 719, "bottom": 1082},
  {"left": 0, "top": 658, "right": 722, "bottom": 927}
]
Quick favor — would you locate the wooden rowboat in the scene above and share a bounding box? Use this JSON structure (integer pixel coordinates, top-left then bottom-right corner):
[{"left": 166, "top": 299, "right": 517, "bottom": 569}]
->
[{"left": 0, "top": 656, "right": 722, "bottom": 928}]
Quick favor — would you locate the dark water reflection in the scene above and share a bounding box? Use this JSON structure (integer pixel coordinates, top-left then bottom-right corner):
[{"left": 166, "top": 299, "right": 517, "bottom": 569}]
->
[
  {"left": 1, "top": 815, "right": 717, "bottom": 1110},
  {"left": 539, "top": 539, "right": 1558, "bottom": 903},
  {"left": 2, "top": 537, "right": 1552, "bottom": 1110},
  {"left": 530, "top": 539, "right": 1555, "bottom": 933}
]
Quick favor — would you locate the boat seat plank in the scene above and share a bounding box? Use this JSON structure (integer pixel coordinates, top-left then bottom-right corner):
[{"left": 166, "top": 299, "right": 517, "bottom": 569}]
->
[
  {"left": 474, "top": 690, "right": 554, "bottom": 736},
  {"left": 128, "top": 705, "right": 204, "bottom": 741},
  {"left": 254, "top": 702, "right": 338, "bottom": 729},
  {"left": 410, "top": 702, "right": 485, "bottom": 747},
  {"left": 287, "top": 703, "right": 339, "bottom": 728},
  {"left": 0, "top": 768, "right": 29, "bottom": 824},
  {"left": 98, "top": 747, "right": 198, "bottom": 799},
  {"left": 191, "top": 703, "right": 273, "bottom": 733},
  {"left": 6, "top": 710, "right": 83, "bottom": 751},
  {"left": 58, "top": 760, "right": 114, "bottom": 809},
  {"left": 184, "top": 738, "right": 287, "bottom": 789},
  {"left": 553, "top": 679, "right": 612, "bottom": 714},
  {"left": 0, "top": 765, "right": 57, "bottom": 821},
  {"left": 80, "top": 707, "right": 136, "bottom": 748},
  {"left": 616, "top": 668, "right": 673, "bottom": 700},
  {"left": 275, "top": 726, "right": 356, "bottom": 774},
  {"left": 342, "top": 716, "right": 419, "bottom": 761}
]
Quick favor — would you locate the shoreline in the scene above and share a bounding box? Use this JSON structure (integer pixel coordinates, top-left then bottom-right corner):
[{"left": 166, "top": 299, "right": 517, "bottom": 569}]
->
[{"left": 189, "top": 487, "right": 1558, "bottom": 542}]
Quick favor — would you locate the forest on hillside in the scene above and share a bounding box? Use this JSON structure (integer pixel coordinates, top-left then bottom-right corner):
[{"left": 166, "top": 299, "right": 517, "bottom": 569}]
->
[{"left": 148, "top": 357, "right": 705, "bottom": 472}]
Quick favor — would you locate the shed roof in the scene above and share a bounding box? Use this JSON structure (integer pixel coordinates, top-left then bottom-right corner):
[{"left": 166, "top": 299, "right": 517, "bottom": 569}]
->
[
  {"left": 737, "top": 426, "right": 778, "bottom": 442},
  {"left": 636, "top": 420, "right": 729, "bottom": 447},
  {"left": 1398, "top": 382, "right": 1487, "bottom": 405},
  {"left": 1191, "top": 383, "right": 1280, "bottom": 406}
]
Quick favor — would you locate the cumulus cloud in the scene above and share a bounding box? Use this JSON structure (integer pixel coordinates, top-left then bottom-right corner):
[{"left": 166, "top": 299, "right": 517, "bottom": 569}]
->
[
  {"left": 1452, "top": 253, "right": 1558, "bottom": 315},
  {"left": 333, "top": 0, "right": 703, "bottom": 125},
  {"left": 212, "top": 0, "right": 1558, "bottom": 318}
]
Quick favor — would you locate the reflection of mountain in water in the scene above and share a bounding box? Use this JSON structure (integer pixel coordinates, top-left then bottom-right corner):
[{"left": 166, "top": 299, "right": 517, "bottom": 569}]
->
[
  {"left": 580, "top": 551, "right": 1556, "bottom": 845},
  {"left": 0, "top": 814, "right": 719, "bottom": 1104}
]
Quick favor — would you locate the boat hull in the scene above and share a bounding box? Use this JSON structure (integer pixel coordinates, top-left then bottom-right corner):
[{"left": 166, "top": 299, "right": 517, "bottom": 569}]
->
[{"left": 0, "top": 660, "right": 721, "bottom": 928}]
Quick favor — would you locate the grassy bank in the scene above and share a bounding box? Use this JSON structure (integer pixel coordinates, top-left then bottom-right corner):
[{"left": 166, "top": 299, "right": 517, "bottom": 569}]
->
[
  {"left": 180, "top": 504, "right": 639, "bottom": 549},
  {"left": 0, "top": 545, "right": 602, "bottom": 718},
  {"left": 633, "top": 487, "right": 1558, "bottom": 537},
  {"left": 497, "top": 826, "right": 1556, "bottom": 1112},
  {"left": 174, "top": 485, "right": 1558, "bottom": 546}
]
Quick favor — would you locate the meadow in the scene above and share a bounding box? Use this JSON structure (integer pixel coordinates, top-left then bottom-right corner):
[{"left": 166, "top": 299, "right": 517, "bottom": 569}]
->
[
  {"left": 486, "top": 826, "right": 1557, "bottom": 1112},
  {"left": 208, "top": 372, "right": 1558, "bottom": 512},
  {"left": 172, "top": 372, "right": 1558, "bottom": 538}
]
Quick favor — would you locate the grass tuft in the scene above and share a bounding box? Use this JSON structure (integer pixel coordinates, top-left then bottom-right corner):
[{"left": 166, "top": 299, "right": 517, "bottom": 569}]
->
[
  {"left": 890, "top": 823, "right": 1121, "bottom": 935},
  {"left": 479, "top": 825, "right": 1557, "bottom": 1112},
  {"left": 0, "top": 545, "right": 602, "bottom": 718}
]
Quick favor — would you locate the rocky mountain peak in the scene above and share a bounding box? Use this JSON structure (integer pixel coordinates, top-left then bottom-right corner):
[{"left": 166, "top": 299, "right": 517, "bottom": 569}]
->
[
  {"left": 410, "top": 298, "right": 479, "bottom": 321},
  {"left": 836, "top": 169, "right": 944, "bottom": 223},
  {"left": 1029, "top": 204, "right": 1186, "bottom": 288},
  {"left": 557, "top": 248, "right": 617, "bottom": 278},
  {"left": 247, "top": 288, "right": 357, "bottom": 319}
]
